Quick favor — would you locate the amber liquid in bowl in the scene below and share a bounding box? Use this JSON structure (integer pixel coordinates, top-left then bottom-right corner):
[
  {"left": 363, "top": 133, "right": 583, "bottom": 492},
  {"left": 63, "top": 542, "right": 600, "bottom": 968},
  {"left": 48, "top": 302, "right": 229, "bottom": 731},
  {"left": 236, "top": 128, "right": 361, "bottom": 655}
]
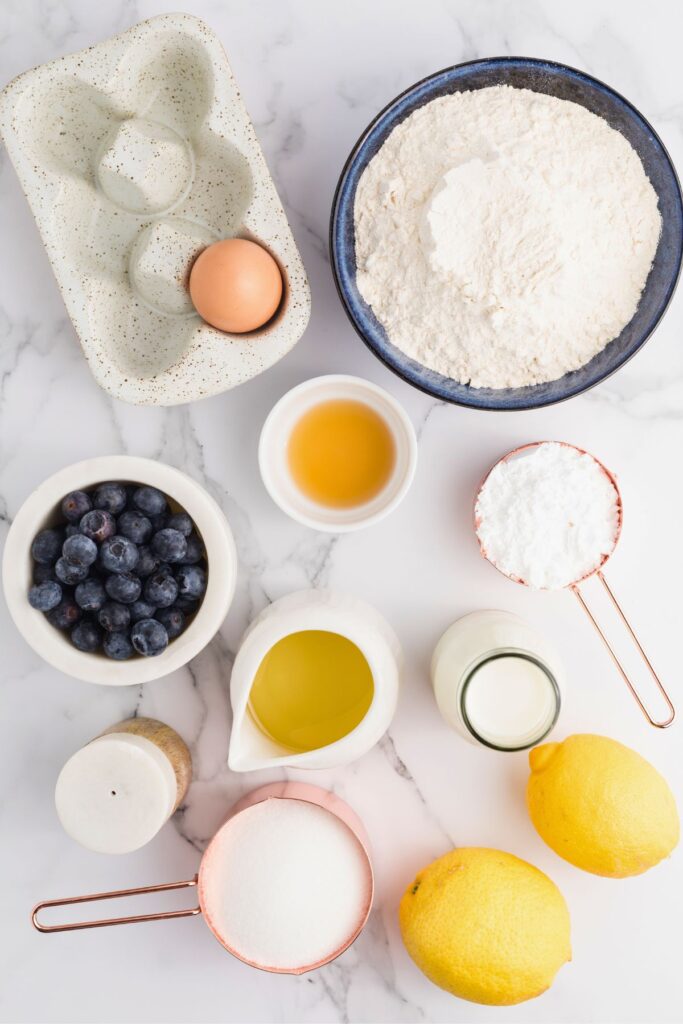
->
[{"left": 287, "top": 399, "right": 396, "bottom": 509}]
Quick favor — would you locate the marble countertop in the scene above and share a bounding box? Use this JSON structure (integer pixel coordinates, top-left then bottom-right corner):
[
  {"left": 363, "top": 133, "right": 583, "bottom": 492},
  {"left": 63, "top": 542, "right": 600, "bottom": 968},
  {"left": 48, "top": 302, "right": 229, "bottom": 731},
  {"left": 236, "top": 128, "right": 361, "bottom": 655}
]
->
[{"left": 0, "top": 1, "right": 681, "bottom": 1022}]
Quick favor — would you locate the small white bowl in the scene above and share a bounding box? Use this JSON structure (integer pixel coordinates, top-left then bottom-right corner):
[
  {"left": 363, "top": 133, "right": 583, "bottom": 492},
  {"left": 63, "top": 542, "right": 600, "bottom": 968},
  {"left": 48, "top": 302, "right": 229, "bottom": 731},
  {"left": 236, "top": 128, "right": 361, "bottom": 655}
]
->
[
  {"left": 258, "top": 375, "right": 418, "bottom": 532},
  {"left": 3, "top": 456, "right": 237, "bottom": 685}
]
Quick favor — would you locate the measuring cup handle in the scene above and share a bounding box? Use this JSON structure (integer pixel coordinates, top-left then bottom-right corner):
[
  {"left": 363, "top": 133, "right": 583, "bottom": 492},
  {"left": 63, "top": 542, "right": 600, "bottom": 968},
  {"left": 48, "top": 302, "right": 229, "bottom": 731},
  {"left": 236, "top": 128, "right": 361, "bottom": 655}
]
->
[
  {"left": 32, "top": 876, "right": 201, "bottom": 933},
  {"left": 572, "top": 571, "right": 675, "bottom": 729}
]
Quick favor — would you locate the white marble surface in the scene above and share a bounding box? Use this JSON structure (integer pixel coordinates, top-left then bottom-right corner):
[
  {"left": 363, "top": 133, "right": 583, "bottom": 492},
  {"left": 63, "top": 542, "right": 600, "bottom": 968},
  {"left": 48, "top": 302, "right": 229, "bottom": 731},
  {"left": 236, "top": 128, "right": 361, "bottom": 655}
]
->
[{"left": 0, "top": 1, "right": 681, "bottom": 1022}]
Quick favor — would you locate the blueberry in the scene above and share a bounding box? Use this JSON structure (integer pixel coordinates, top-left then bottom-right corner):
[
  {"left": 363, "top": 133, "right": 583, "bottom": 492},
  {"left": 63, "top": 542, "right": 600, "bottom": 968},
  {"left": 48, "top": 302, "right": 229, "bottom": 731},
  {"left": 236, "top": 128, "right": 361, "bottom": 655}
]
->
[
  {"left": 103, "top": 631, "right": 134, "bottom": 660},
  {"left": 155, "top": 606, "right": 186, "bottom": 639},
  {"left": 80, "top": 509, "right": 116, "bottom": 544},
  {"left": 144, "top": 571, "right": 178, "bottom": 608},
  {"left": 65, "top": 524, "right": 80, "bottom": 538},
  {"left": 75, "top": 578, "right": 107, "bottom": 612},
  {"left": 117, "top": 510, "right": 152, "bottom": 545},
  {"left": 175, "top": 564, "right": 207, "bottom": 600},
  {"left": 131, "top": 618, "right": 169, "bottom": 657},
  {"left": 135, "top": 545, "right": 160, "bottom": 577},
  {"left": 173, "top": 595, "right": 199, "bottom": 614},
  {"left": 98, "top": 601, "right": 131, "bottom": 633},
  {"left": 71, "top": 620, "right": 103, "bottom": 653},
  {"left": 62, "top": 534, "right": 98, "bottom": 568},
  {"left": 93, "top": 482, "right": 127, "bottom": 515},
  {"left": 61, "top": 490, "right": 92, "bottom": 523},
  {"left": 180, "top": 532, "right": 204, "bottom": 565},
  {"left": 130, "top": 599, "right": 157, "bottom": 623},
  {"left": 133, "top": 486, "right": 167, "bottom": 517},
  {"left": 105, "top": 572, "right": 142, "bottom": 604},
  {"left": 166, "top": 513, "right": 193, "bottom": 537},
  {"left": 28, "top": 581, "right": 62, "bottom": 611},
  {"left": 47, "top": 598, "right": 82, "bottom": 630},
  {"left": 33, "top": 563, "right": 56, "bottom": 584},
  {"left": 31, "top": 529, "right": 63, "bottom": 565},
  {"left": 151, "top": 528, "right": 187, "bottom": 564},
  {"left": 100, "top": 535, "right": 139, "bottom": 574},
  {"left": 150, "top": 512, "right": 169, "bottom": 532},
  {"left": 55, "top": 557, "right": 89, "bottom": 585}
]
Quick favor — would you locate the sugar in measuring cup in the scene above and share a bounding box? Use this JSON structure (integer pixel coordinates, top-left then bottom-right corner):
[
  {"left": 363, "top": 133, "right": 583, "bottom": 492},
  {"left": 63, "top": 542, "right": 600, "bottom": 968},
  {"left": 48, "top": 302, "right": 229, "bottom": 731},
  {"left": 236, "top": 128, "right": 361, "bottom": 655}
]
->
[
  {"left": 32, "top": 783, "right": 374, "bottom": 975},
  {"left": 474, "top": 441, "right": 674, "bottom": 728}
]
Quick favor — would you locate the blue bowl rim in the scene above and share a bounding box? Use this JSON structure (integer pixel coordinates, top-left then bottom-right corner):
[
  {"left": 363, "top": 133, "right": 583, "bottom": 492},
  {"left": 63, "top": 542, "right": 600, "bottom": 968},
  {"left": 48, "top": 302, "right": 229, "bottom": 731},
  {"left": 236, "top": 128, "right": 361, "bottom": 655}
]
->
[{"left": 329, "top": 55, "right": 683, "bottom": 411}]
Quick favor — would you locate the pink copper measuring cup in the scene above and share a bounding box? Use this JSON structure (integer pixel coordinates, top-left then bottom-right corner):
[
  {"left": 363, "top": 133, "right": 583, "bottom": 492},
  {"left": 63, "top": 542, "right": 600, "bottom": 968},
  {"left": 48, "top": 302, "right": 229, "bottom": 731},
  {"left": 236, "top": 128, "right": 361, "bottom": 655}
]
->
[
  {"left": 32, "top": 782, "right": 374, "bottom": 975},
  {"left": 474, "top": 441, "right": 675, "bottom": 729}
]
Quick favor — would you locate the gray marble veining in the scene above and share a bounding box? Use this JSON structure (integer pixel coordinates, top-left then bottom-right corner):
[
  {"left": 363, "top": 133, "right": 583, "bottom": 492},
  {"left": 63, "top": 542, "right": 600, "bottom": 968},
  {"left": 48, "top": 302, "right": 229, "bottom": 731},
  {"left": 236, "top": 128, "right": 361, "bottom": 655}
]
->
[{"left": 0, "top": 2, "right": 681, "bottom": 1023}]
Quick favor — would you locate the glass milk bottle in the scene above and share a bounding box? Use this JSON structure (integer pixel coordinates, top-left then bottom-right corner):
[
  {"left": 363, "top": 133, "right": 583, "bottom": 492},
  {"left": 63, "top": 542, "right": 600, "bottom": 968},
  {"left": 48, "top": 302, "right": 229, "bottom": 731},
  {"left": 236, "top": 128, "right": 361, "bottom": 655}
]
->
[{"left": 431, "top": 611, "right": 562, "bottom": 751}]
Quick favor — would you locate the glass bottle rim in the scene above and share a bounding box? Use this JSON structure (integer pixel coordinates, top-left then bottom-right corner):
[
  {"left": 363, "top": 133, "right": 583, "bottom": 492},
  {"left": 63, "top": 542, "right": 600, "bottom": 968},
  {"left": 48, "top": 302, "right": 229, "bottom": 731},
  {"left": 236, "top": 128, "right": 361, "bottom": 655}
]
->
[{"left": 459, "top": 649, "right": 561, "bottom": 752}]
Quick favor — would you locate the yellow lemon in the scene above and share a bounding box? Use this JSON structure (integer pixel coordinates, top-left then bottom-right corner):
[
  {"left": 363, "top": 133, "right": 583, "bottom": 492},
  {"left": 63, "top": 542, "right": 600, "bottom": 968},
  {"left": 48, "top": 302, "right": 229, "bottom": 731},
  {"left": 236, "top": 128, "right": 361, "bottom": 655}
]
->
[
  {"left": 527, "top": 734, "right": 679, "bottom": 877},
  {"left": 399, "top": 847, "right": 571, "bottom": 1006}
]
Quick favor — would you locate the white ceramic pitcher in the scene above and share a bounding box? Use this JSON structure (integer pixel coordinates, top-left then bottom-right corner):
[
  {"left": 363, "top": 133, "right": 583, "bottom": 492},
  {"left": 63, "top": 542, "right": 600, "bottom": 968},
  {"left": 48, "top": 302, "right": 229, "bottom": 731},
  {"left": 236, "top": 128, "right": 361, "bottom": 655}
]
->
[{"left": 228, "top": 589, "right": 402, "bottom": 771}]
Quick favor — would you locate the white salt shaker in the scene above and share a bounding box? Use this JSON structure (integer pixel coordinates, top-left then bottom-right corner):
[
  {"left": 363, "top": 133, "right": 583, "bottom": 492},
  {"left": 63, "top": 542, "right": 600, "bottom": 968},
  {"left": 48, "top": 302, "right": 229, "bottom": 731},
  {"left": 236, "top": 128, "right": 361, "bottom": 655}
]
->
[
  {"left": 55, "top": 717, "right": 191, "bottom": 854},
  {"left": 431, "top": 611, "right": 562, "bottom": 751}
]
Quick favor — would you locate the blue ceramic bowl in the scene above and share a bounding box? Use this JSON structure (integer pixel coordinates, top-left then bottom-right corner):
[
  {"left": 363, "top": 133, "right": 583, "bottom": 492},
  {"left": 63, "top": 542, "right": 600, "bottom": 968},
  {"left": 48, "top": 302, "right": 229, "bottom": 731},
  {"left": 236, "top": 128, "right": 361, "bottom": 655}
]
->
[{"left": 330, "top": 57, "right": 683, "bottom": 410}]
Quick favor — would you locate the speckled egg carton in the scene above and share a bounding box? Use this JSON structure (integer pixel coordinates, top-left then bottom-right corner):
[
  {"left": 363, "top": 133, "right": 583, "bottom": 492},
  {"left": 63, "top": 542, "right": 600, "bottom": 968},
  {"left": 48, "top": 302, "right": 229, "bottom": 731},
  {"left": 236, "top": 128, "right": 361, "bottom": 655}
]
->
[{"left": 0, "top": 14, "right": 311, "bottom": 405}]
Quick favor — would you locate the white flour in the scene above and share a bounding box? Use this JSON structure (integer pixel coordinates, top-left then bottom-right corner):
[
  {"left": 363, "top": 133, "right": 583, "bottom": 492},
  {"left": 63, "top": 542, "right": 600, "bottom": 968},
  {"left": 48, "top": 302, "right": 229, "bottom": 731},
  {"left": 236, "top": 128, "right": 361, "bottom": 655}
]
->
[
  {"left": 354, "top": 86, "right": 661, "bottom": 389},
  {"left": 475, "top": 442, "right": 621, "bottom": 589}
]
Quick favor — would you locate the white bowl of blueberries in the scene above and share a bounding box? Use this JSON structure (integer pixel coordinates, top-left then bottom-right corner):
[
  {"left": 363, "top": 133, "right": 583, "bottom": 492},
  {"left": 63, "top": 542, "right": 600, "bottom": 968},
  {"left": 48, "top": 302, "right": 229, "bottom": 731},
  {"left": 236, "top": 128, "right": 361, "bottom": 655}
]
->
[{"left": 2, "top": 456, "right": 237, "bottom": 685}]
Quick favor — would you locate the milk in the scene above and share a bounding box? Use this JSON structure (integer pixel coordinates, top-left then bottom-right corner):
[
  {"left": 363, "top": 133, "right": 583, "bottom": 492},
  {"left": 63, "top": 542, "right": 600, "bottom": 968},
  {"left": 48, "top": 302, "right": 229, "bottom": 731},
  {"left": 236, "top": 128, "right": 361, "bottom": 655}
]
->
[{"left": 431, "top": 611, "right": 562, "bottom": 751}]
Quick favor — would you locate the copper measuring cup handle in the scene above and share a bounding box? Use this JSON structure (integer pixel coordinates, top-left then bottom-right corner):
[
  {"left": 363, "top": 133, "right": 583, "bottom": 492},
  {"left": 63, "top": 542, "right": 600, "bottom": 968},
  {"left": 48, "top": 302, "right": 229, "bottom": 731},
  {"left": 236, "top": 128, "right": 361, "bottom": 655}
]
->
[
  {"left": 572, "top": 571, "right": 675, "bottom": 729},
  {"left": 32, "top": 877, "right": 201, "bottom": 933}
]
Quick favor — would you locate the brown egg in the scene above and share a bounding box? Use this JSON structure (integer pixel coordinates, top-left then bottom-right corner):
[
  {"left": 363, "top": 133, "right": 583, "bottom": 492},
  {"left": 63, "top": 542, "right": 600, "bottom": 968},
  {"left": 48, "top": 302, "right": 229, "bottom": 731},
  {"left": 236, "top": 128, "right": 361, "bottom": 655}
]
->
[{"left": 189, "top": 238, "right": 283, "bottom": 333}]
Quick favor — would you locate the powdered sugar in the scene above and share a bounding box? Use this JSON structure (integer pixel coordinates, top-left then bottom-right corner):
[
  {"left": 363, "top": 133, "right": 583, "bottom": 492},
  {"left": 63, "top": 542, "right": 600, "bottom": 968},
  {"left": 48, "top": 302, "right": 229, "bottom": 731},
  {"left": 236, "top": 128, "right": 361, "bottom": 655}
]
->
[
  {"left": 354, "top": 86, "right": 662, "bottom": 389},
  {"left": 475, "top": 442, "right": 621, "bottom": 589}
]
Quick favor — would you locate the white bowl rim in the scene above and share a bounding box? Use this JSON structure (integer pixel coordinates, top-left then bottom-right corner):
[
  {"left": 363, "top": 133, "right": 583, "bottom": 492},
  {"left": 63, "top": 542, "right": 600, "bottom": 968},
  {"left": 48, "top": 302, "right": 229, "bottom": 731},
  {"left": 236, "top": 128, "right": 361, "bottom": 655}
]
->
[
  {"left": 2, "top": 455, "right": 237, "bottom": 686},
  {"left": 258, "top": 374, "right": 418, "bottom": 532}
]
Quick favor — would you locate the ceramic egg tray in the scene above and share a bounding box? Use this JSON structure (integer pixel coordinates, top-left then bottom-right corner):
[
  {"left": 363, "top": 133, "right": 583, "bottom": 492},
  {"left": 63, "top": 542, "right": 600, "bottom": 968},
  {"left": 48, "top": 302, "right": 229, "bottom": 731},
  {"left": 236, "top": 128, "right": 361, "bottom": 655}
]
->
[{"left": 0, "top": 14, "right": 310, "bottom": 405}]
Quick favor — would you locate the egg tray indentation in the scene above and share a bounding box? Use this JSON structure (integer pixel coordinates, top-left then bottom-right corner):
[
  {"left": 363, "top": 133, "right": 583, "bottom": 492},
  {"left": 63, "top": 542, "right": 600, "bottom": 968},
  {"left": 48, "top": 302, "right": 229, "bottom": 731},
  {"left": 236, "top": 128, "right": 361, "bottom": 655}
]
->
[{"left": 0, "top": 14, "right": 311, "bottom": 405}]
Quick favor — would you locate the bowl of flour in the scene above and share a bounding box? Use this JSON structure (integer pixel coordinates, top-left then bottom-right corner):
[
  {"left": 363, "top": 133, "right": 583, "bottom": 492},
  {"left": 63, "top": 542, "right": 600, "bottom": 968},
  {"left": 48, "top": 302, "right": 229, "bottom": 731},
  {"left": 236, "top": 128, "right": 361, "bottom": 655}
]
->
[{"left": 330, "top": 58, "right": 683, "bottom": 410}]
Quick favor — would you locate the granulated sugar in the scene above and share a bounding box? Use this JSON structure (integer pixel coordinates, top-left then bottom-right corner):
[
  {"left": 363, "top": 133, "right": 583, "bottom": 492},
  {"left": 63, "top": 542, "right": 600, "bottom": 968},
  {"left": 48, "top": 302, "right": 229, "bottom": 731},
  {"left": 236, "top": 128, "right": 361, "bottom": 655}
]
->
[
  {"left": 475, "top": 443, "right": 621, "bottom": 589},
  {"left": 201, "top": 798, "right": 371, "bottom": 971}
]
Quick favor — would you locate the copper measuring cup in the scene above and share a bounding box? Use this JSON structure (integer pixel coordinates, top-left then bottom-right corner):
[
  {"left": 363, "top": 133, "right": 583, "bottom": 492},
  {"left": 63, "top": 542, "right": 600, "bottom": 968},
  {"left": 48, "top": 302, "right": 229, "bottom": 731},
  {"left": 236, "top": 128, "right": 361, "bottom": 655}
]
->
[
  {"left": 474, "top": 441, "right": 675, "bottom": 729},
  {"left": 32, "top": 782, "right": 374, "bottom": 975}
]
